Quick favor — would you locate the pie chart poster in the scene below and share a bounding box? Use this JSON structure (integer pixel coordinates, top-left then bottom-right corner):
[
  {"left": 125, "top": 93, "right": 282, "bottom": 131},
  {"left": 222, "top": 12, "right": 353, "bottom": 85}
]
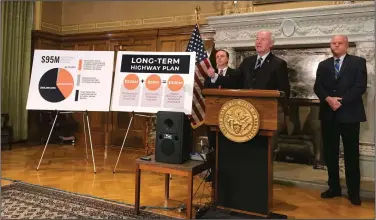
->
[
  {"left": 110, "top": 51, "right": 196, "bottom": 114},
  {"left": 26, "top": 49, "right": 115, "bottom": 112}
]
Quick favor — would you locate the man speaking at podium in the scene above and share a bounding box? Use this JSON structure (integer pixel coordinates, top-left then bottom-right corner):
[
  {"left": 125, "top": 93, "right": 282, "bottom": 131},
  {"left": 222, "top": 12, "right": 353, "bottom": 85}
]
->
[
  {"left": 239, "top": 30, "right": 290, "bottom": 101},
  {"left": 207, "top": 30, "right": 291, "bottom": 215},
  {"left": 238, "top": 30, "right": 290, "bottom": 147}
]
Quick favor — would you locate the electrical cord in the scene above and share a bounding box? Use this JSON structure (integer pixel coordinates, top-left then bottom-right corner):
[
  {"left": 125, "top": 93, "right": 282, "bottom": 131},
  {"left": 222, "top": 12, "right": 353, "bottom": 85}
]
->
[
  {"left": 190, "top": 149, "right": 215, "bottom": 216},
  {"left": 191, "top": 140, "right": 217, "bottom": 217}
]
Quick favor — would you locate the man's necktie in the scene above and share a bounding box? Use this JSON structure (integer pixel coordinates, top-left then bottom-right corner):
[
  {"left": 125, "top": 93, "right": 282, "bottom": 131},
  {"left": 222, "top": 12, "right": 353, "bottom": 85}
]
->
[
  {"left": 334, "top": 58, "right": 341, "bottom": 78},
  {"left": 217, "top": 69, "right": 224, "bottom": 89},
  {"left": 255, "top": 57, "right": 263, "bottom": 70},
  {"left": 219, "top": 69, "right": 224, "bottom": 76}
]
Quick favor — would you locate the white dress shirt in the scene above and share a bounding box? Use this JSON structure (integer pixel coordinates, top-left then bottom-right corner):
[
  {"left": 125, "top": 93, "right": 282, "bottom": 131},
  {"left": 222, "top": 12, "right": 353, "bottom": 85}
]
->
[{"left": 254, "top": 51, "right": 270, "bottom": 69}]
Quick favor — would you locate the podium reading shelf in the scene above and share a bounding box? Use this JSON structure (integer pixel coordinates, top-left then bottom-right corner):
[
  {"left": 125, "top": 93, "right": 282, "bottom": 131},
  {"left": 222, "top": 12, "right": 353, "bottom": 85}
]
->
[
  {"left": 203, "top": 89, "right": 284, "bottom": 218},
  {"left": 134, "top": 154, "right": 214, "bottom": 219}
]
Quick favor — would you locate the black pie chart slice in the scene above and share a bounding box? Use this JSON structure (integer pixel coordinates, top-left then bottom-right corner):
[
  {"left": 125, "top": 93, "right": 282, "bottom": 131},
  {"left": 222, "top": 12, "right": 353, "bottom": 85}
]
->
[{"left": 38, "top": 68, "right": 73, "bottom": 103}]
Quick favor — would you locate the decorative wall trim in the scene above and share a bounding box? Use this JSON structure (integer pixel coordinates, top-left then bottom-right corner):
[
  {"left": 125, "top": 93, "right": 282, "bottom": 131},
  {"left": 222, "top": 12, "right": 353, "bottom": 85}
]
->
[
  {"left": 360, "top": 142, "right": 375, "bottom": 157},
  {"left": 253, "top": 0, "right": 297, "bottom": 5},
  {"left": 61, "top": 25, "right": 78, "bottom": 32},
  {"left": 40, "top": 1, "right": 352, "bottom": 34},
  {"left": 41, "top": 12, "right": 221, "bottom": 35},
  {"left": 96, "top": 21, "right": 123, "bottom": 29},
  {"left": 143, "top": 17, "right": 174, "bottom": 25},
  {"left": 224, "top": 7, "right": 254, "bottom": 15},
  {"left": 41, "top": 22, "right": 61, "bottom": 32},
  {"left": 123, "top": 19, "right": 143, "bottom": 27}
]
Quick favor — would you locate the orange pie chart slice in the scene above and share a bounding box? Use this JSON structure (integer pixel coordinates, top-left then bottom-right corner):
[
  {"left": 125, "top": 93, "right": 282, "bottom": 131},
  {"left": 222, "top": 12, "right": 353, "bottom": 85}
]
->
[{"left": 56, "top": 68, "right": 74, "bottom": 98}]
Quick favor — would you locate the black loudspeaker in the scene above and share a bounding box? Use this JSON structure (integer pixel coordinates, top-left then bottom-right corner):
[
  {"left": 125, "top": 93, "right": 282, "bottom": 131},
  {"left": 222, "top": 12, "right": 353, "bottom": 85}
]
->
[{"left": 155, "top": 111, "right": 192, "bottom": 164}]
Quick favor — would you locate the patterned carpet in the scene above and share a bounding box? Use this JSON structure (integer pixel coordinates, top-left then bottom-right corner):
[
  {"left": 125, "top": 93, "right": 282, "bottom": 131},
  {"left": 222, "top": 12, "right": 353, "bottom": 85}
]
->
[{"left": 1, "top": 181, "right": 176, "bottom": 219}]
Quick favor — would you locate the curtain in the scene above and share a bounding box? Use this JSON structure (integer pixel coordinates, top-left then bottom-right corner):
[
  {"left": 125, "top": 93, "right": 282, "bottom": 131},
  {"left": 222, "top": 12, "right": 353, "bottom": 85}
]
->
[{"left": 1, "top": 1, "right": 33, "bottom": 141}]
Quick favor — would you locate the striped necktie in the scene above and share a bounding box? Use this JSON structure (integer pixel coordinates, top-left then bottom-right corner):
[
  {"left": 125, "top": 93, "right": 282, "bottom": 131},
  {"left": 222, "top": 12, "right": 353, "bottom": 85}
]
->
[
  {"left": 255, "top": 57, "right": 263, "bottom": 70},
  {"left": 219, "top": 69, "right": 224, "bottom": 76},
  {"left": 334, "top": 58, "right": 341, "bottom": 78}
]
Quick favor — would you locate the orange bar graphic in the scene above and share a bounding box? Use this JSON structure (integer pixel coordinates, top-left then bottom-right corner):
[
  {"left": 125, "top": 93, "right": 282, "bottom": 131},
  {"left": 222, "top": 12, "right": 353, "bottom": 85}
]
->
[{"left": 78, "top": 60, "right": 82, "bottom": 71}]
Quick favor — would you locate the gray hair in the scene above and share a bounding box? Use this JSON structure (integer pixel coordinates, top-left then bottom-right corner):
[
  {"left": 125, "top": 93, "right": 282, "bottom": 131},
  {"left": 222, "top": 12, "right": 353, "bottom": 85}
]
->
[
  {"left": 257, "top": 30, "right": 275, "bottom": 44},
  {"left": 331, "top": 35, "right": 348, "bottom": 43}
]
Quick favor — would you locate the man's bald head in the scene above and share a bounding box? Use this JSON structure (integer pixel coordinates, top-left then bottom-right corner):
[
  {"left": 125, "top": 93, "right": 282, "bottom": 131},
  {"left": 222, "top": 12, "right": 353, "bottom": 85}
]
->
[
  {"left": 330, "top": 35, "right": 349, "bottom": 57},
  {"left": 255, "top": 30, "right": 275, "bottom": 56}
]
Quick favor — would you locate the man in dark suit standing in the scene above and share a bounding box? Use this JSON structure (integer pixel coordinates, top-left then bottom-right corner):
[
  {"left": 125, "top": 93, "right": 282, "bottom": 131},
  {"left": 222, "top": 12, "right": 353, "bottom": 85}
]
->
[
  {"left": 204, "top": 49, "right": 241, "bottom": 182},
  {"left": 313, "top": 35, "right": 367, "bottom": 206},
  {"left": 204, "top": 49, "right": 241, "bottom": 89},
  {"left": 238, "top": 30, "right": 290, "bottom": 154},
  {"left": 239, "top": 30, "right": 290, "bottom": 99}
]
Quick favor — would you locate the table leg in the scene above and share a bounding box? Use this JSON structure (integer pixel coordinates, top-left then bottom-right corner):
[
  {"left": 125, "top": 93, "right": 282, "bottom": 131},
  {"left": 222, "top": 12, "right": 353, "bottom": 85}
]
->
[
  {"left": 187, "top": 172, "right": 193, "bottom": 219},
  {"left": 165, "top": 173, "right": 170, "bottom": 199},
  {"left": 135, "top": 164, "right": 141, "bottom": 215}
]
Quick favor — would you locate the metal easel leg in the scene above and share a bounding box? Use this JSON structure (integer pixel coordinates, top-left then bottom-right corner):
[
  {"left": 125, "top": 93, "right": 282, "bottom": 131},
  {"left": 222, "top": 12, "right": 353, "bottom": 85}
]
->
[
  {"left": 37, "top": 111, "right": 59, "bottom": 171},
  {"left": 85, "top": 111, "right": 96, "bottom": 173},
  {"left": 83, "top": 113, "right": 88, "bottom": 159},
  {"left": 113, "top": 113, "right": 134, "bottom": 173}
]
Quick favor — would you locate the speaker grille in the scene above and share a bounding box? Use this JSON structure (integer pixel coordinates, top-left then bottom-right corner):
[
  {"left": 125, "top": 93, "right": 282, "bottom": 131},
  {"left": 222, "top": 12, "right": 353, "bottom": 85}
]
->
[
  {"left": 160, "top": 139, "right": 175, "bottom": 156},
  {"left": 164, "top": 118, "right": 174, "bottom": 132}
]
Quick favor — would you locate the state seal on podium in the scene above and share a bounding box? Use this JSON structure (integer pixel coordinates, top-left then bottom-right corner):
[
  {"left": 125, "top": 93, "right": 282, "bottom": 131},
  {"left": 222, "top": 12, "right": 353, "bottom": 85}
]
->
[{"left": 218, "top": 99, "right": 260, "bottom": 143}]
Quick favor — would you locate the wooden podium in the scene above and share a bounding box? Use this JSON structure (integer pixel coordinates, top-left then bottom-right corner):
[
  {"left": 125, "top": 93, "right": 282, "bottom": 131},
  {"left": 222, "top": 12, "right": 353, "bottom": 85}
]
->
[{"left": 203, "top": 89, "right": 284, "bottom": 218}]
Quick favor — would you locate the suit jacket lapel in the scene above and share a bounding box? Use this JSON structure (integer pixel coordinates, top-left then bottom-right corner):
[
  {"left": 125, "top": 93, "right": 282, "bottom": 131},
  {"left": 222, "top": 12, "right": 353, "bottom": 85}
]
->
[
  {"left": 337, "top": 54, "right": 349, "bottom": 80},
  {"left": 258, "top": 53, "right": 273, "bottom": 73},
  {"left": 227, "top": 67, "right": 234, "bottom": 75},
  {"left": 248, "top": 56, "right": 257, "bottom": 77},
  {"left": 327, "top": 57, "right": 336, "bottom": 79}
]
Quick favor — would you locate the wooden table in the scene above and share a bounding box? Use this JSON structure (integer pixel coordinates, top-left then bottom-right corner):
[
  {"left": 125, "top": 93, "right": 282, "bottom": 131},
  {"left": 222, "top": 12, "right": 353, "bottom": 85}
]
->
[{"left": 134, "top": 154, "right": 213, "bottom": 219}]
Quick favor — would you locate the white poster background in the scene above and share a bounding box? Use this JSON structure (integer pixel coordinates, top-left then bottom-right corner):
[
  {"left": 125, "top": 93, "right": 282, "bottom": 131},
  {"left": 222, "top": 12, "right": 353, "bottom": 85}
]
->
[
  {"left": 110, "top": 51, "right": 196, "bottom": 114},
  {"left": 26, "top": 49, "right": 115, "bottom": 112}
]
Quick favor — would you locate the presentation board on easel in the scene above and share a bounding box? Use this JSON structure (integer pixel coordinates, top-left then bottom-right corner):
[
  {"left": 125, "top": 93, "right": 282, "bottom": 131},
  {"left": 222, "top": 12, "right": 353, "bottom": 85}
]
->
[
  {"left": 26, "top": 49, "right": 115, "bottom": 112},
  {"left": 110, "top": 51, "right": 196, "bottom": 114}
]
